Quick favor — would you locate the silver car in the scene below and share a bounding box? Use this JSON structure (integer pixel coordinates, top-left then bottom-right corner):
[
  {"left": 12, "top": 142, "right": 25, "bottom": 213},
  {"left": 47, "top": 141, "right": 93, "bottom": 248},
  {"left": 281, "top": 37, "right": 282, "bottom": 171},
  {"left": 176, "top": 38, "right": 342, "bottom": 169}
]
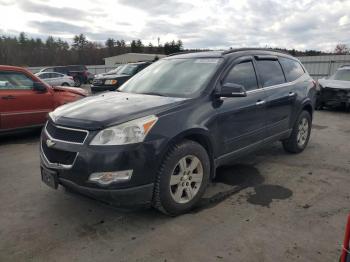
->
[
  {"left": 317, "top": 65, "right": 350, "bottom": 110},
  {"left": 35, "top": 72, "right": 75, "bottom": 86}
]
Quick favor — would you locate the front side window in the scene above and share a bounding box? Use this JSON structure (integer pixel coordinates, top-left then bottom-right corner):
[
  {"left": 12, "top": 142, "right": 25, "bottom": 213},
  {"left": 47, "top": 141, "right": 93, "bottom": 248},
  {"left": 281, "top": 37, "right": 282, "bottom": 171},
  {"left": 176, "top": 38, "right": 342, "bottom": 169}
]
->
[
  {"left": 120, "top": 58, "right": 223, "bottom": 97},
  {"left": 118, "top": 64, "right": 139, "bottom": 76},
  {"left": 329, "top": 69, "right": 350, "bottom": 81},
  {"left": 279, "top": 57, "right": 304, "bottom": 82},
  {"left": 0, "top": 72, "right": 34, "bottom": 90},
  {"left": 224, "top": 61, "right": 258, "bottom": 91},
  {"left": 255, "top": 60, "right": 286, "bottom": 87}
]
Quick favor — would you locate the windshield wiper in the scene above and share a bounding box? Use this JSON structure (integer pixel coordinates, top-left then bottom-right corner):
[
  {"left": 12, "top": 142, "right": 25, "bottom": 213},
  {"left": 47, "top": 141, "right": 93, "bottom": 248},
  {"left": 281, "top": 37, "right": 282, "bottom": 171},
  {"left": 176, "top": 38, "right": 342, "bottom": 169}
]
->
[{"left": 140, "top": 92, "right": 166, "bottom": 97}]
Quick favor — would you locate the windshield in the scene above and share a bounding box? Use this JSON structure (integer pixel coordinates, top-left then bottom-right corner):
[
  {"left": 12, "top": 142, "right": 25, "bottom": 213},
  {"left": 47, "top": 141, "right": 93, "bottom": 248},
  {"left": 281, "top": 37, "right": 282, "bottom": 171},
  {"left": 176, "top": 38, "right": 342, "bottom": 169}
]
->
[
  {"left": 118, "top": 64, "right": 138, "bottom": 75},
  {"left": 119, "top": 58, "right": 222, "bottom": 97},
  {"left": 106, "top": 66, "right": 121, "bottom": 74},
  {"left": 329, "top": 69, "right": 350, "bottom": 81}
]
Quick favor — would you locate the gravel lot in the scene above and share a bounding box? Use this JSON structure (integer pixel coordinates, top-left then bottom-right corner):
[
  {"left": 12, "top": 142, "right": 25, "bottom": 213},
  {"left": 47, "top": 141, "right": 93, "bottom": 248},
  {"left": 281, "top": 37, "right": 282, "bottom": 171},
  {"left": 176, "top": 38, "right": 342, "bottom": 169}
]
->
[{"left": 0, "top": 110, "right": 349, "bottom": 262}]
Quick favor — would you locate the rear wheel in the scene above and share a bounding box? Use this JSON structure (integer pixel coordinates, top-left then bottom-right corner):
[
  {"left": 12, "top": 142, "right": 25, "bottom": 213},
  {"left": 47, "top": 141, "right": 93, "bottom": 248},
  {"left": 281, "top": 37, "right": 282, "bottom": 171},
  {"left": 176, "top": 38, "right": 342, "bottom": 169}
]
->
[
  {"left": 282, "top": 110, "right": 312, "bottom": 153},
  {"left": 152, "top": 140, "right": 210, "bottom": 216}
]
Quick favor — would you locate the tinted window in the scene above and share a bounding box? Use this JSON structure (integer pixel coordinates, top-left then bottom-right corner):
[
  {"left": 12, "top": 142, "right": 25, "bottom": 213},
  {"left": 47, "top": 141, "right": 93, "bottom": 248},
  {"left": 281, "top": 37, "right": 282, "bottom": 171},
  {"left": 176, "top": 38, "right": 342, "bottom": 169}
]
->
[
  {"left": 224, "top": 61, "right": 258, "bottom": 91},
  {"left": 0, "top": 72, "right": 34, "bottom": 90},
  {"left": 39, "top": 73, "right": 50, "bottom": 79},
  {"left": 256, "top": 60, "right": 285, "bottom": 87},
  {"left": 279, "top": 57, "right": 304, "bottom": 82}
]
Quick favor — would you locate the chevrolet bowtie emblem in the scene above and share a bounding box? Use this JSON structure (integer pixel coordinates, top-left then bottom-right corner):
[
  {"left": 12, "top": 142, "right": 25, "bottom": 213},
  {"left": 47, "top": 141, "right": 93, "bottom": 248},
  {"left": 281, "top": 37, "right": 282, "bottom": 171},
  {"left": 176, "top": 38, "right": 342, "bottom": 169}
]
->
[{"left": 46, "top": 139, "right": 55, "bottom": 148}]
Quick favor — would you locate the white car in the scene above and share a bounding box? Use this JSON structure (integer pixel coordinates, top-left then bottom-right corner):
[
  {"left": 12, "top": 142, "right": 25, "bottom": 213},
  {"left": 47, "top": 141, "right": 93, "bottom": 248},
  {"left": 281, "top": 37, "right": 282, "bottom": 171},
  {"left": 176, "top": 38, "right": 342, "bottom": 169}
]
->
[{"left": 35, "top": 72, "right": 75, "bottom": 86}]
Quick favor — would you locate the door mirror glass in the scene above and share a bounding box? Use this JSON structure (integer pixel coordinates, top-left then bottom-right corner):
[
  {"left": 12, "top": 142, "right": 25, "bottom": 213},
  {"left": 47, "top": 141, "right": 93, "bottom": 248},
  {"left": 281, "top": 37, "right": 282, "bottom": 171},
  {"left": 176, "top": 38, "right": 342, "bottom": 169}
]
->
[
  {"left": 215, "top": 83, "right": 247, "bottom": 98},
  {"left": 33, "top": 82, "right": 47, "bottom": 92}
]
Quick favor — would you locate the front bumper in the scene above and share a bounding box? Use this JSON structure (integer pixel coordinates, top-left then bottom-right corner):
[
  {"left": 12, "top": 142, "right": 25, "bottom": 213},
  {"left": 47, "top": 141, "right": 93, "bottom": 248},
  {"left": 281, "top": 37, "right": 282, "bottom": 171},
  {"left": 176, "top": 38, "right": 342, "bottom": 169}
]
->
[
  {"left": 317, "top": 87, "right": 350, "bottom": 106},
  {"left": 40, "top": 123, "right": 167, "bottom": 207}
]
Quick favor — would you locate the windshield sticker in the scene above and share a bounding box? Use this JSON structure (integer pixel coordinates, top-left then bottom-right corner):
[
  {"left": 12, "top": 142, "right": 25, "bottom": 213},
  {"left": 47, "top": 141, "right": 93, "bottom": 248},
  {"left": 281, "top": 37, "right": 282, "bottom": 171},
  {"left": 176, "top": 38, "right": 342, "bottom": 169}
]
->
[{"left": 194, "top": 59, "right": 220, "bottom": 64}]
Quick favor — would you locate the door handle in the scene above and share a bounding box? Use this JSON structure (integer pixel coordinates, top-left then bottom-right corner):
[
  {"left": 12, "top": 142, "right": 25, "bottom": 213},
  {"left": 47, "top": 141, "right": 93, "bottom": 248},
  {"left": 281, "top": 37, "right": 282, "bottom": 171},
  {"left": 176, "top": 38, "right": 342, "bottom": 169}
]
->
[
  {"left": 256, "top": 100, "right": 266, "bottom": 106},
  {"left": 288, "top": 92, "right": 296, "bottom": 97},
  {"left": 1, "top": 95, "right": 16, "bottom": 100}
]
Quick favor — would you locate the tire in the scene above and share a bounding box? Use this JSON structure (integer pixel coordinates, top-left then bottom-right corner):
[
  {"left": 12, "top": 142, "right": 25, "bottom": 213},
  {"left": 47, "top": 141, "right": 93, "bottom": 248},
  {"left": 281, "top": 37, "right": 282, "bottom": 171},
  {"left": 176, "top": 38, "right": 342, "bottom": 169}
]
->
[
  {"left": 62, "top": 82, "right": 70, "bottom": 86},
  {"left": 74, "top": 78, "right": 81, "bottom": 87},
  {"left": 152, "top": 140, "right": 210, "bottom": 216},
  {"left": 282, "top": 110, "right": 312, "bottom": 153}
]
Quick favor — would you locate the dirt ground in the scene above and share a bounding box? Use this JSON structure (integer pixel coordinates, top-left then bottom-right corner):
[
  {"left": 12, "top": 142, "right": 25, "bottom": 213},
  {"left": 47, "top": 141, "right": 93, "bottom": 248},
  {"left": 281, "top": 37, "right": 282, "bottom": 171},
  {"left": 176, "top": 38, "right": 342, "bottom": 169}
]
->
[{"left": 0, "top": 110, "right": 349, "bottom": 262}]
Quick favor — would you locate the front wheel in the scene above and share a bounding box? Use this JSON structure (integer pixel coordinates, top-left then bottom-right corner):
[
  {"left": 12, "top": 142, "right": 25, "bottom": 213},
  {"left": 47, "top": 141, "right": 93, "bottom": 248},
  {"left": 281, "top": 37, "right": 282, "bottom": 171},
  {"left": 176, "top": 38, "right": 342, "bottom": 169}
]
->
[
  {"left": 282, "top": 110, "right": 312, "bottom": 153},
  {"left": 152, "top": 140, "right": 210, "bottom": 216},
  {"left": 74, "top": 78, "right": 81, "bottom": 87}
]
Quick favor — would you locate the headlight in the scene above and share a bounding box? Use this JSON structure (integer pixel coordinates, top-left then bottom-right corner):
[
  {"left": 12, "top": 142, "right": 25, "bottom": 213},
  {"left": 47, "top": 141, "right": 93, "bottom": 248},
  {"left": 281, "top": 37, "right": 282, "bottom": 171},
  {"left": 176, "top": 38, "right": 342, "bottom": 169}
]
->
[
  {"left": 104, "top": 79, "right": 117, "bottom": 85},
  {"left": 90, "top": 115, "right": 158, "bottom": 145}
]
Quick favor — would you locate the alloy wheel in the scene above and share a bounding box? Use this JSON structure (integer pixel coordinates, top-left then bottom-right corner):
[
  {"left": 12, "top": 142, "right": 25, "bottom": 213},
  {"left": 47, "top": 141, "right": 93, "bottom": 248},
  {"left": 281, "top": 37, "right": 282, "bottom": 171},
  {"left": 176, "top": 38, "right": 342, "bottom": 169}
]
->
[{"left": 169, "top": 155, "right": 203, "bottom": 204}]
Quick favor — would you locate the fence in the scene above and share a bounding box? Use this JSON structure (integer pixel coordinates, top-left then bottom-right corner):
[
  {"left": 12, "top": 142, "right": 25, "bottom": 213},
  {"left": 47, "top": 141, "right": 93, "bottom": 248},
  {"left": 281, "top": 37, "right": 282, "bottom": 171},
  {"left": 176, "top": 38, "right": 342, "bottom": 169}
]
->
[
  {"left": 27, "top": 54, "right": 350, "bottom": 79},
  {"left": 298, "top": 54, "right": 350, "bottom": 80}
]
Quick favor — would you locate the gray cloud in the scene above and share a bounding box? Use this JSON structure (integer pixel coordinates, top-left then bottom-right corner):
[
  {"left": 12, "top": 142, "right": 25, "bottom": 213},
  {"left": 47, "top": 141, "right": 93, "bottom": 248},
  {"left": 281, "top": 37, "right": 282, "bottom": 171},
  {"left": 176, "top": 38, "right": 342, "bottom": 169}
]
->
[
  {"left": 19, "top": 1, "right": 88, "bottom": 21},
  {"left": 28, "top": 21, "right": 86, "bottom": 35},
  {"left": 118, "top": 0, "right": 193, "bottom": 15}
]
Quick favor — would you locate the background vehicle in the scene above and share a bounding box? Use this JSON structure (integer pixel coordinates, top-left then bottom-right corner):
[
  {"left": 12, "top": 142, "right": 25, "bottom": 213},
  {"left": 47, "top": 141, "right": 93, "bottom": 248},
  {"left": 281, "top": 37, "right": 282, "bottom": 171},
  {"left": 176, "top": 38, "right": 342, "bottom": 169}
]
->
[
  {"left": 91, "top": 62, "right": 151, "bottom": 93},
  {"left": 35, "top": 72, "right": 75, "bottom": 86},
  {"left": 0, "top": 65, "right": 87, "bottom": 133},
  {"left": 317, "top": 65, "right": 350, "bottom": 110},
  {"left": 94, "top": 66, "right": 122, "bottom": 79},
  {"left": 39, "top": 49, "right": 315, "bottom": 215},
  {"left": 40, "top": 65, "right": 91, "bottom": 87}
]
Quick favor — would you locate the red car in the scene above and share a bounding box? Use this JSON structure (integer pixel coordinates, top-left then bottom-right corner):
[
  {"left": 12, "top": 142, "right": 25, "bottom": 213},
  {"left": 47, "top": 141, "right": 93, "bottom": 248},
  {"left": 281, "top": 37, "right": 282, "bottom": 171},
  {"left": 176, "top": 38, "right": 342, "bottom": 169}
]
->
[
  {"left": 341, "top": 214, "right": 350, "bottom": 262},
  {"left": 0, "top": 65, "right": 87, "bottom": 133}
]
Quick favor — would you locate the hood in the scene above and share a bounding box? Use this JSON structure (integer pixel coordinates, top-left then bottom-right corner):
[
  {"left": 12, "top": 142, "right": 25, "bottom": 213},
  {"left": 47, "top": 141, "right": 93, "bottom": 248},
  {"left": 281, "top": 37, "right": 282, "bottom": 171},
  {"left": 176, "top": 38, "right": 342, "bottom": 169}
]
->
[
  {"left": 51, "top": 92, "right": 188, "bottom": 130},
  {"left": 318, "top": 79, "right": 350, "bottom": 90},
  {"left": 97, "top": 74, "right": 130, "bottom": 79},
  {"left": 53, "top": 86, "right": 88, "bottom": 96}
]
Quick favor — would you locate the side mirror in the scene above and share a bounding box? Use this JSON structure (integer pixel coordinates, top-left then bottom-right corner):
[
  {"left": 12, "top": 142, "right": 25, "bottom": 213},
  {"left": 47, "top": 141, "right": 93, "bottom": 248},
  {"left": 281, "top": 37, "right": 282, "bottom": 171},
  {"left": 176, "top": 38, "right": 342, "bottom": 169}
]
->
[
  {"left": 33, "top": 82, "right": 47, "bottom": 92},
  {"left": 215, "top": 83, "right": 247, "bottom": 98}
]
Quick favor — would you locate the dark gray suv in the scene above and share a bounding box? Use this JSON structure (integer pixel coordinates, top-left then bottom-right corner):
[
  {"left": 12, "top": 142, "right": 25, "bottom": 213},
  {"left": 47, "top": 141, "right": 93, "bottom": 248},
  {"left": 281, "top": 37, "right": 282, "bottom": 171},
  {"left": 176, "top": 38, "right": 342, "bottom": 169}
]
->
[{"left": 40, "top": 48, "right": 316, "bottom": 216}]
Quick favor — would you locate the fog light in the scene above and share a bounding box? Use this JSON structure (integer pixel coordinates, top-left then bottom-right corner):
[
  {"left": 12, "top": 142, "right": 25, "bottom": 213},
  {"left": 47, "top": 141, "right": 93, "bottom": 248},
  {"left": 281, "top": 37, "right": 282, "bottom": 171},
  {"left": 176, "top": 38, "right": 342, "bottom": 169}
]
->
[{"left": 89, "top": 170, "right": 133, "bottom": 185}]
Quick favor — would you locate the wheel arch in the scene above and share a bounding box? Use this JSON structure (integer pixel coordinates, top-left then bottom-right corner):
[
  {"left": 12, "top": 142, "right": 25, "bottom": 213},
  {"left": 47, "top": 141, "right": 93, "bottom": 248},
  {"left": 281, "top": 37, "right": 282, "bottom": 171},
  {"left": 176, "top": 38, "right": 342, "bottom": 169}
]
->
[{"left": 161, "top": 128, "right": 216, "bottom": 180}]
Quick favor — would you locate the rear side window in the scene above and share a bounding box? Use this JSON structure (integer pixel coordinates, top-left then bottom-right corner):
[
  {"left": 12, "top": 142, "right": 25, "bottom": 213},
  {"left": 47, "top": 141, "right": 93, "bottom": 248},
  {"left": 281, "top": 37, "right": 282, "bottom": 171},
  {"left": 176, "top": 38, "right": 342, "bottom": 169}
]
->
[
  {"left": 224, "top": 61, "right": 258, "bottom": 91},
  {"left": 255, "top": 60, "right": 285, "bottom": 87},
  {"left": 279, "top": 57, "right": 304, "bottom": 82},
  {"left": 0, "top": 72, "right": 34, "bottom": 90}
]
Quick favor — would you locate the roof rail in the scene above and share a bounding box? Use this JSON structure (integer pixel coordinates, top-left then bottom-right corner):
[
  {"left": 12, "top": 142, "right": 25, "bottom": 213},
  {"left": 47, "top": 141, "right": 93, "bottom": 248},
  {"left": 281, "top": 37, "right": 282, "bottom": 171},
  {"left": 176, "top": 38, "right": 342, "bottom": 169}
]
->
[
  {"left": 167, "top": 50, "right": 210, "bottom": 57},
  {"left": 222, "top": 47, "right": 291, "bottom": 55}
]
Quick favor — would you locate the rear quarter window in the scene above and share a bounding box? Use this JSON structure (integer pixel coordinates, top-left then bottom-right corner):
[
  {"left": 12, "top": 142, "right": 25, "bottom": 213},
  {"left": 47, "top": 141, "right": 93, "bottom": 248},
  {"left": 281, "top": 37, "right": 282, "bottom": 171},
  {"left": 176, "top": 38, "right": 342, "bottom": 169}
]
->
[
  {"left": 255, "top": 60, "right": 286, "bottom": 87},
  {"left": 279, "top": 57, "right": 305, "bottom": 82}
]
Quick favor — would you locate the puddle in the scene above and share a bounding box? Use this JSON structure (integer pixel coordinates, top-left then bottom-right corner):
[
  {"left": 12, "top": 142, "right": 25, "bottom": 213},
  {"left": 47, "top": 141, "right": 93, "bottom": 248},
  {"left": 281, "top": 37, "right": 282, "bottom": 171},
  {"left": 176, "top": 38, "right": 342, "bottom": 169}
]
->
[
  {"left": 312, "top": 124, "right": 328, "bottom": 130},
  {"left": 247, "top": 184, "right": 293, "bottom": 207},
  {"left": 191, "top": 164, "right": 264, "bottom": 213}
]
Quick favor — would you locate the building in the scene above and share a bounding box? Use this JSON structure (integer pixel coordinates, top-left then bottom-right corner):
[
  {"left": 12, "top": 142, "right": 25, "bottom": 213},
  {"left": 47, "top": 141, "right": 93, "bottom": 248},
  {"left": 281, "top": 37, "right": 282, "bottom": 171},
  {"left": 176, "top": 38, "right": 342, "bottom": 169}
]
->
[{"left": 104, "top": 53, "right": 166, "bottom": 66}]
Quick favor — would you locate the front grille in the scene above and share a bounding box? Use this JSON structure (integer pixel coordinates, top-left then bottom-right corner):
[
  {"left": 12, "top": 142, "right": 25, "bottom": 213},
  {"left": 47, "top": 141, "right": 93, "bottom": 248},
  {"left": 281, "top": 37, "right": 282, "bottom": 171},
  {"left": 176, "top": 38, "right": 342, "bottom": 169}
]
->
[
  {"left": 46, "top": 122, "right": 88, "bottom": 144},
  {"left": 92, "top": 79, "right": 103, "bottom": 86},
  {"left": 41, "top": 140, "right": 77, "bottom": 166},
  {"left": 323, "top": 88, "right": 349, "bottom": 100}
]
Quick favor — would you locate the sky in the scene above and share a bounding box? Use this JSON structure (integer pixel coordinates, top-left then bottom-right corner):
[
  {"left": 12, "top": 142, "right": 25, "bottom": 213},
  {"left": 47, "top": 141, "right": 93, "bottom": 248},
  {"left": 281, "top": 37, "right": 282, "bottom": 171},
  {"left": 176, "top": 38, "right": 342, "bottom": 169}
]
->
[{"left": 0, "top": 0, "right": 349, "bottom": 51}]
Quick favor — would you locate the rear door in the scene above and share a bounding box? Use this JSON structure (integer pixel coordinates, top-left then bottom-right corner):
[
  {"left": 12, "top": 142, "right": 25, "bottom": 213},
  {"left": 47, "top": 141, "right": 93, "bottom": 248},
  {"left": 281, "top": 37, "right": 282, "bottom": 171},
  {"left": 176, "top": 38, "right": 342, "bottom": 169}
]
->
[
  {"left": 216, "top": 56, "right": 267, "bottom": 155},
  {"left": 0, "top": 71, "right": 54, "bottom": 130},
  {"left": 49, "top": 73, "right": 63, "bottom": 86},
  {"left": 254, "top": 56, "right": 296, "bottom": 137}
]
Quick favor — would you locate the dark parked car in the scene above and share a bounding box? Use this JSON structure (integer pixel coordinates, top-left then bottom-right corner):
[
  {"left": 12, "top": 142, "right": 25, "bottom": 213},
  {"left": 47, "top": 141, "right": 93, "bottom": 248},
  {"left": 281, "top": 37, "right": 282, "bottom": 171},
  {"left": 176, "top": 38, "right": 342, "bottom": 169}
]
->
[
  {"left": 40, "top": 65, "right": 91, "bottom": 87},
  {"left": 39, "top": 49, "right": 316, "bottom": 215},
  {"left": 316, "top": 65, "right": 350, "bottom": 110},
  {"left": 91, "top": 62, "right": 151, "bottom": 93}
]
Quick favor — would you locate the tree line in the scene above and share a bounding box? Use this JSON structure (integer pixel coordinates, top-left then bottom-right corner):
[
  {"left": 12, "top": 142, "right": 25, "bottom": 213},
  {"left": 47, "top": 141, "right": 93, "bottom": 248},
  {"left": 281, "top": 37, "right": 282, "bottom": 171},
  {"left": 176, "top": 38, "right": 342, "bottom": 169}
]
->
[
  {"left": 0, "top": 32, "right": 348, "bottom": 67},
  {"left": 0, "top": 33, "right": 184, "bottom": 67}
]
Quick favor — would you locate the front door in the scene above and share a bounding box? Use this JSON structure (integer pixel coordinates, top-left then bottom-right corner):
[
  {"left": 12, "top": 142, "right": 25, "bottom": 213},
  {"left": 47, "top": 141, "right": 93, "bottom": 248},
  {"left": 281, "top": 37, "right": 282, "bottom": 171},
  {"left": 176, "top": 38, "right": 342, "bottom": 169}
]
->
[
  {"left": 0, "top": 71, "right": 54, "bottom": 130},
  {"left": 216, "top": 57, "right": 267, "bottom": 155}
]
